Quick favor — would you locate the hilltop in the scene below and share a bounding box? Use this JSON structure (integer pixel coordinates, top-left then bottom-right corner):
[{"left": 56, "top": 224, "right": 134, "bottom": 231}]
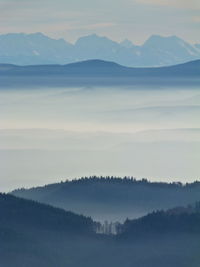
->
[
  {"left": 12, "top": 177, "right": 200, "bottom": 221},
  {"left": 1, "top": 192, "right": 200, "bottom": 267}
]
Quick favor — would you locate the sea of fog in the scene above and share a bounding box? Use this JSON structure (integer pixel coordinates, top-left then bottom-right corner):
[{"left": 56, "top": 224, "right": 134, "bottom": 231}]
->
[{"left": 1, "top": 86, "right": 200, "bottom": 191}]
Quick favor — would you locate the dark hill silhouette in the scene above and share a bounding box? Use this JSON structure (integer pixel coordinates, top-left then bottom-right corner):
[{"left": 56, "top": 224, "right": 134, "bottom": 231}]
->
[
  {"left": 0, "top": 193, "right": 98, "bottom": 267},
  {"left": 0, "top": 193, "right": 95, "bottom": 233},
  {"left": 0, "top": 59, "right": 200, "bottom": 76},
  {"left": 12, "top": 177, "right": 200, "bottom": 221},
  {"left": 119, "top": 202, "right": 200, "bottom": 240},
  {"left": 0, "top": 59, "right": 199, "bottom": 87},
  {"left": 1, "top": 193, "right": 200, "bottom": 267},
  {"left": 115, "top": 202, "right": 200, "bottom": 267}
]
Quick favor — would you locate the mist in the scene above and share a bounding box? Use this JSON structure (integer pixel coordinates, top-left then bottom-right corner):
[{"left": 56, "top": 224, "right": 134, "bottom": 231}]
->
[{"left": 1, "top": 86, "right": 200, "bottom": 191}]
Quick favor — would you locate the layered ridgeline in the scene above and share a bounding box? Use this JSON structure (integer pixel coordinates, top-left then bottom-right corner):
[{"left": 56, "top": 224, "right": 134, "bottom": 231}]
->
[
  {"left": 0, "top": 59, "right": 200, "bottom": 88},
  {"left": 119, "top": 202, "right": 200, "bottom": 238},
  {"left": 0, "top": 193, "right": 97, "bottom": 267},
  {"left": 1, "top": 193, "right": 200, "bottom": 267},
  {"left": 12, "top": 177, "right": 200, "bottom": 221},
  {"left": 0, "top": 33, "right": 199, "bottom": 67}
]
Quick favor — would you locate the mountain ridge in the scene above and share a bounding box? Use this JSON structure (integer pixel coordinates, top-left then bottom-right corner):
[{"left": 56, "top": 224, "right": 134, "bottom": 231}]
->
[
  {"left": 0, "top": 58, "right": 199, "bottom": 74},
  {"left": 12, "top": 177, "right": 200, "bottom": 222},
  {"left": 2, "top": 188, "right": 200, "bottom": 266},
  {"left": 0, "top": 59, "right": 199, "bottom": 88},
  {"left": 0, "top": 32, "right": 199, "bottom": 67}
]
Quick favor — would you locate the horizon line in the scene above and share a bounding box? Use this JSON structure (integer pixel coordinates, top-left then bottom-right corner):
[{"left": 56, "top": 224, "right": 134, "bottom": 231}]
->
[{"left": 0, "top": 31, "right": 199, "bottom": 46}]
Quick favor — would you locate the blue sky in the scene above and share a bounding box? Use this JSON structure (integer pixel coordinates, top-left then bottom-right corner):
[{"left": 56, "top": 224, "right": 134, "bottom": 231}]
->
[{"left": 0, "top": 0, "right": 199, "bottom": 44}]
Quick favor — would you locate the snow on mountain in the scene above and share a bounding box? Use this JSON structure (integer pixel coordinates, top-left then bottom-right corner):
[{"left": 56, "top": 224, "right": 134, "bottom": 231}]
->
[{"left": 0, "top": 33, "right": 199, "bottom": 67}]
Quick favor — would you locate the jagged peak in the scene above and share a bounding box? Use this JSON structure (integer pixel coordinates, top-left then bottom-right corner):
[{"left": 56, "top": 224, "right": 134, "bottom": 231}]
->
[
  {"left": 75, "top": 33, "right": 118, "bottom": 46},
  {"left": 120, "top": 39, "right": 134, "bottom": 48},
  {"left": 143, "top": 34, "right": 184, "bottom": 46}
]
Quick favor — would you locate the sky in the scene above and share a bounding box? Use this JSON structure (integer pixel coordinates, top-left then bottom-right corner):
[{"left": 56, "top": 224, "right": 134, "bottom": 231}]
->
[{"left": 0, "top": 0, "right": 199, "bottom": 44}]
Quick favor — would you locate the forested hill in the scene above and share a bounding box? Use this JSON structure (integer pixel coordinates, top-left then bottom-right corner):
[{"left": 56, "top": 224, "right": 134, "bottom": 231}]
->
[
  {"left": 0, "top": 193, "right": 97, "bottom": 267},
  {"left": 0, "top": 193, "right": 95, "bottom": 234},
  {"left": 119, "top": 201, "right": 200, "bottom": 240},
  {"left": 1, "top": 192, "right": 200, "bottom": 267},
  {"left": 12, "top": 177, "right": 200, "bottom": 221}
]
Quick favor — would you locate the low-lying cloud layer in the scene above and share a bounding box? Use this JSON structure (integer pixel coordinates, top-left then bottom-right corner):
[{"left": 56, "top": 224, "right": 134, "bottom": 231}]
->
[{"left": 1, "top": 86, "right": 200, "bottom": 191}]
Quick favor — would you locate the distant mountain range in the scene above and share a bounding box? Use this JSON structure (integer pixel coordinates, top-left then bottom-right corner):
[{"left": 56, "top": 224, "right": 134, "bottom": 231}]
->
[
  {"left": 0, "top": 32, "right": 200, "bottom": 67},
  {"left": 12, "top": 177, "right": 200, "bottom": 221},
  {"left": 1, "top": 58, "right": 199, "bottom": 76},
  {"left": 0, "top": 59, "right": 199, "bottom": 88},
  {"left": 1, "top": 192, "right": 200, "bottom": 267}
]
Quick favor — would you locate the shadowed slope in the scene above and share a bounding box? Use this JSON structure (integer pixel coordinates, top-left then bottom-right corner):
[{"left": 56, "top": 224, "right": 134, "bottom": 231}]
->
[
  {"left": 1, "top": 193, "right": 200, "bottom": 267},
  {"left": 12, "top": 177, "right": 200, "bottom": 221}
]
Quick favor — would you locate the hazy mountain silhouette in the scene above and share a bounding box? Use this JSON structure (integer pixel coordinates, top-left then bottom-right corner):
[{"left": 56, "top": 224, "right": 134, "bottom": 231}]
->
[
  {"left": 0, "top": 59, "right": 199, "bottom": 88},
  {"left": 0, "top": 33, "right": 73, "bottom": 65},
  {"left": 1, "top": 192, "right": 200, "bottom": 267},
  {"left": 120, "top": 39, "right": 135, "bottom": 48},
  {"left": 12, "top": 177, "right": 200, "bottom": 221},
  {"left": 0, "top": 32, "right": 199, "bottom": 67},
  {"left": 1, "top": 58, "right": 200, "bottom": 76},
  {"left": 140, "top": 35, "right": 199, "bottom": 66},
  {"left": 195, "top": 44, "right": 200, "bottom": 51}
]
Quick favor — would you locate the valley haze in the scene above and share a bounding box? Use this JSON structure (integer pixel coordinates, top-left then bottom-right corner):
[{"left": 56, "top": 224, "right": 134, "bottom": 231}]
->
[
  {"left": 1, "top": 0, "right": 200, "bottom": 266},
  {"left": 1, "top": 76, "right": 200, "bottom": 191}
]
